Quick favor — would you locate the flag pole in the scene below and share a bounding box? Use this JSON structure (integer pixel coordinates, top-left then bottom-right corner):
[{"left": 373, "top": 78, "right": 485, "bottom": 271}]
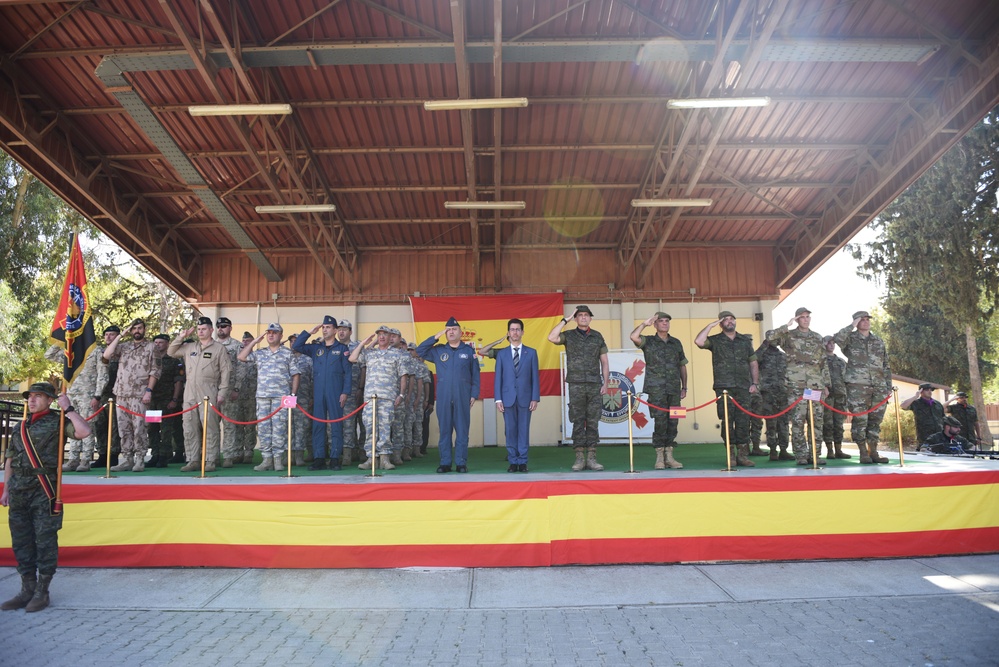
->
[{"left": 55, "top": 383, "right": 66, "bottom": 514}]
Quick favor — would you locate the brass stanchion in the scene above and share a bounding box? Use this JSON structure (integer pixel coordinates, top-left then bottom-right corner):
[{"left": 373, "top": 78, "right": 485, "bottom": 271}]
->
[
  {"left": 285, "top": 403, "right": 294, "bottom": 478},
  {"left": 102, "top": 398, "right": 115, "bottom": 479},
  {"left": 625, "top": 392, "right": 639, "bottom": 474},
  {"left": 722, "top": 391, "right": 735, "bottom": 472},
  {"left": 807, "top": 399, "right": 821, "bottom": 471},
  {"left": 199, "top": 396, "right": 209, "bottom": 478},
  {"left": 369, "top": 395, "right": 379, "bottom": 478},
  {"left": 893, "top": 387, "right": 905, "bottom": 467}
]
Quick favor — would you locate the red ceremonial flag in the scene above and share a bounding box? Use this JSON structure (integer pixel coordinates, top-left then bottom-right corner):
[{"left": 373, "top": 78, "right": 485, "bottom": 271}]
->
[
  {"left": 49, "top": 232, "right": 97, "bottom": 388},
  {"left": 410, "top": 294, "right": 564, "bottom": 399}
]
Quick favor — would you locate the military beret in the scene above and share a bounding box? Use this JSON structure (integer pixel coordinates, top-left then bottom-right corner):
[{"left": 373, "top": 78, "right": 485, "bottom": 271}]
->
[
  {"left": 852, "top": 310, "right": 871, "bottom": 320},
  {"left": 943, "top": 415, "right": 962, "bottom": 428},
  {"left": 104, "top": 325, "right": 121, "bottom": 334},
  {"left": 918, "top": 383, "right": 933, "bottom": 390},
  {"left": 446, "top": 317, "right": 460, "bottom": 328},
  {"left": 196, "top": 316, "right": 213, "bottom": 327},
  {"left": 266, "top": 322, "right": 283, "bottom": 332},
  {"left": 129, "top": 317, "right": 146, "bottom": 328},
  {"left": 574, "top": 305, "right": 593, "bottom": 316},
  {"left": 955, "top": 391, "right": 968, "bottom": 398},
  {"left": 322, "top": 315, "right": 337, "bottom": 326},
  {"left": 23, "top": 382, "right": 57, "bottom": 399},
  {"left": 794, "top": 307, "right": 811, "bottom": 317},
  {"left": 152, "top": 333, "right": 170, "bottom": 342},
  {"left": 242, "top": 331, "right": 254, "bottom": 340},
  {"left": 216, "top": 317, "right": 232, "bottom": 327},
  {"left": 718, "top": 310, "right": 735, "bottom": 320},
  {"left": 337, "top": 319, "right": 353, "bottom": 330},
  {"left": 654, "top": 312, "right": 671, "bottom": 321}
]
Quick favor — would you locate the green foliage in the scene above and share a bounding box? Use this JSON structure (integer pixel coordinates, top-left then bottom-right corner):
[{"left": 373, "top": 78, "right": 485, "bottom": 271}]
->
[{"left": 879, "top": 404, "right": 916, "bottom": 449}]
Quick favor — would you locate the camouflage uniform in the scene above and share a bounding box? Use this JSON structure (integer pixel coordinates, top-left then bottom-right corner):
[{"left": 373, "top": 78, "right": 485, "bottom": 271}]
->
[
  {"left": 246, "top": 346, "right": 299, "bottom": 458},
  {"left": 230, "top": 354, "right": 258, "bottom": 462},
  {"left": 94, "top": 347, "right": 119, "bottom": 460},
  {"left": 342, "top": 340, "right": 365, "bottom": 460},
  {"left": 748, "top": 391, "right": 764, "bottom": 451},
  {"left": 410, "top": 359, "right": 431, "bottom": 456},
  {"left": 215, "top": 336, "right": 243, "bottom": 461},
  {"left": 167, "top": 337, "right": 232, "bottom": 466},
  {"left": 291, "top": 352, "right": 313, "bottom": 455},
  {"left": 767, "top": 326, "right": 829, "bottom": 461},
  {"left": 702, "top": 331, "right": 757, "bottom": 459},
  {"left": 822, "top": 352, "right": 847, "bottom": 451},
  {"left": 5, "top": 410, "right": 75, "bottom": 576},
  {"left": 43, "top": 344, "right": 100, "bottom": 465},
  {"left": 833, "top": 325, "right": 892, "bottom": 451},
  {"left": 356, "top": 346, "right": 406, "bottom": 458},
  {"left": 756, "top": 342, "right": 790, "bottom": 458},
  {"left": 148, "top": 350, "right": 184, "bottom": 462},
  {"left": 108, "top": 339, "right": 161, "bottom": 461},
  {"left": 393, "top": 348, "right": 417, "bottom": 458},
  {"left": 555, "top": 328, "right": 608, "bottom": 449},
  {"left": 634, "top": 333, "right": 687, "bottom": 449}
]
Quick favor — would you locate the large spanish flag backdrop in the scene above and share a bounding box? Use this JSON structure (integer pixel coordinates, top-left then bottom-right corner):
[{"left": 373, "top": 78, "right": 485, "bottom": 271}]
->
[{"left": 410, "top": 294, "right": 564, "bottom": 399}]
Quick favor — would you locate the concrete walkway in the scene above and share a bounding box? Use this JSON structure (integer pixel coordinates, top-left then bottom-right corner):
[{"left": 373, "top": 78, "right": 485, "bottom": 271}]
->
[{"left": 1, "top": 555, "right": 997, "bottom": 666}]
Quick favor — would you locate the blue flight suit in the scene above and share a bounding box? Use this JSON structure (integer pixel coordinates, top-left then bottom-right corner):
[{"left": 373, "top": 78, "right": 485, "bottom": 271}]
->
[
  {"left": 416, "top": 336, "right": 480, "bottom": 467},
  {"left": 292, "top": 333, "right": 352, "bottom": 460}
]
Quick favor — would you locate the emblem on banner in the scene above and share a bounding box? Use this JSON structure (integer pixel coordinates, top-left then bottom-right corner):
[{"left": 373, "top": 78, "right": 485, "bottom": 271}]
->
[{"left": 601, "top": 371, "right": 637, "bottom": 423}]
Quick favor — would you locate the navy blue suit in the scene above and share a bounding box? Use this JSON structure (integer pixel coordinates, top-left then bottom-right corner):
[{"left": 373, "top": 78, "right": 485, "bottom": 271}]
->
[
  {"left": 417, "top": 336, "right": 480, "bottom": 467},
  {"left": 494, "top": 345, "right": 540, "bottom": 466},
  {"left": 292, "top": 333, "right": 351, "bottom": 460}
]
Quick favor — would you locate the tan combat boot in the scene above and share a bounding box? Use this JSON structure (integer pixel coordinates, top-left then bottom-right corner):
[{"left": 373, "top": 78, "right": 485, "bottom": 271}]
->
[
  {"left": 391, "top": 451, "right": 404, "bottom": 466},
  {"left": 654, "top": 447, "right": 666, "bottom": 470},
  {"left": 736, "top": 444, "right": 755, "bottom": 467},
  {"left": 585, "top": 448, "right": 604, "bottom": 471},
  {"left": 273, "top": 453, "right": 286, "bottom": 470},
  {"left": 834, "top": 442, "right": 851, "bottom": 459},
  {"left": 110, "top": 454, "right": 133, "bottom": 472},
  {"left": 411, "top": 447, "right": 424, "bottom": 458},
  {"left": 868, "top": 440, "right": 889, "bottom": 463},
  {"left": 571, "top": 447, "right": 586, "bottom": 472},
  {"left": 379, "top": 454, "right": 396, "bottom": 470},
  {"left": 664, "top": 447, "right": 683, "bottom": 469},
  {"left": 293, "top": 450, "right": 306, "bottom": 466},
  {"left": 131, "top": 456, "right": 145, "bottom": 472},
  {"left": 180, "top": 460, "right": 200, "bottom": 472},
  {"left": 25, "top": 574, "right": 52, "bottom": 613},
  {"left": 222, "top": 457, "right": 235, "bottom": 468},
  {"left": 253, "top": 456, "right": 274, "bottom": 471},
  {"left": 858, "top": 442, "right": 873, "bottom": 464},
  {"left": 62, "top": 456, "right": 78, "bottom": 472},
  {"left": 75, "top": 458, "right": 91, "bottom": 472},
  {"left": 402, "top": 446, "right": 413, "bottom": 461},
  {"left": 1, "top": 575, "right": 36, "bottom": 611}
]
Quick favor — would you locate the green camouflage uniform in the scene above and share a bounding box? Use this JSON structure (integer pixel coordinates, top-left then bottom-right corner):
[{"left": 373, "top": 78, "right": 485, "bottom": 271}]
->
[
  {"left": 833, "top": 326, "right": 892, "bottom": 447},
  {"left": 756, "top": 342, "right": 789, "bottom": 452},
  {"left": 342, "top": 340, "right": 365, "bottom": 455},
  {"left": 5, "top": 411, "right": 74, "bottom": 576},
  {"left": 230, "top": 355, "right": 258, "bottom": 460},
  {"left": 822, "top": 353, "right": 847, "bottom": 446},
  {"left": 767, "top": 326, "right": 829, "bottom": 459},
  {"left": 149, "top": 351, "right": 184, "bottom": 460},
  {"left": 44, "top": 345, "right": 101, "bottom": 460},
  {"left": 291, "top": 353, "right": 313, "bottom": 454},
  {"left": 216, "top": 336, "right": 243, "bottom": 460},
  {"left": 556, "top": 328, "right": 608, "bottom": 448},
  {"left": 634, "top": 333, "right": 687, "bottom": 449},
  {"left": 702, "top": 332, "right": 756, "bottom": 446}
]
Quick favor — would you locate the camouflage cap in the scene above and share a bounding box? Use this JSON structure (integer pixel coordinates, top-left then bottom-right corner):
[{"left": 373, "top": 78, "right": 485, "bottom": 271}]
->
[
  {"left": 337, "top": 319, "right": 353, "bottom": 330},
  {"left": 853, "top": 310, "right": 871, "bottom": 320},
  {"left": 375, "top": 324, "right": 392, "bottom": 334},
  {"left": 821, "top": 335, "right": 834, "bottom": 344},
  {"left": 718, "top": 310, "right": 735, "bottom": 320},
  {"left": 23, "top": 381, "right": 57, "bottom": 399},
  {"left": 407, "top": 342, "right": 416, "bottom": 350},
  {"left": 654, "top": 312, "right": 671, "bottom": 321},
  {"left": 794, "top": 307, "right": 811, "bottom": 317},
  {"left": 266, "top": 322, "right": 283, "bottom": 332}
]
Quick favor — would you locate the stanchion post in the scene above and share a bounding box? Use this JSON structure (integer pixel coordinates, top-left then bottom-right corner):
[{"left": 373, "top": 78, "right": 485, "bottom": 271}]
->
[
  {"left": 808, "top": 399, "right": 820, "bottom": 470},
  {"left": 893, "top": 387, "right": 905, "bottom": 467},
  {"left": 103, "top": 398, "right": 115, "bottom": 479},
  {"left": 626, "top": 392, "right": 638, "bottom": 474},
  {"left": 199, "top": 396, "right": 209, "bottom": 478},
  {"left": 286, "top": 403, "right": 294, "bottom": 478},
  {"left": 722, "top": 391, "right": 735, "bottom": 472}
]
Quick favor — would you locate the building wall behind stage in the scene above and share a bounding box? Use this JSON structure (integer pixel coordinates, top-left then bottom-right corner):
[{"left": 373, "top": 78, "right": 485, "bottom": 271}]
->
[{"left": 198, "top": 300, "right": 778, "bottom": 446}]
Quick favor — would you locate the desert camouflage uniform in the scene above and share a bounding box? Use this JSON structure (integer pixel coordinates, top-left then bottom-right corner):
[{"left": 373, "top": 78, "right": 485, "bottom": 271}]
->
[
  {"left": 356, "top": 346, "right": 405, "bottom": 458},
  {"left": 247, "top": 346, "right": 298, "bottom": 458},
  {"left": 5, "top": 411, "right": 76, "bottom": 576},
  {"left": 767, "top": 326, "right": 829, "bottom": 460},
  {"left": 108, "top": 339, "right": 161, "bottom": 459},
  {"left": 822, "top": 353, "right": 847, "bottom": 448},
  {"left": 833, "top": 325, "right": 892, "bottom": 448}
]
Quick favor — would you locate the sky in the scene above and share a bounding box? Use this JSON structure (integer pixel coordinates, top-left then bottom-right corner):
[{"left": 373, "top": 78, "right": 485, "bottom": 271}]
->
[{"left": 772, "top": 225, "right": 885, "bottom": 337}]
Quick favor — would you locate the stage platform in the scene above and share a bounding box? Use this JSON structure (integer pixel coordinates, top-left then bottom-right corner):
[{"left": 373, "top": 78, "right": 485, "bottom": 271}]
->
[{"left": 1, "top": 445, "right": 997, "bottom": 569}]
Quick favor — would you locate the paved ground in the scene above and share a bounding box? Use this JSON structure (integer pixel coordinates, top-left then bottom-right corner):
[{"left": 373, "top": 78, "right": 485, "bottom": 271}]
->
[{"left": 1, "top": 555, "right": 996, "bottom": 666}]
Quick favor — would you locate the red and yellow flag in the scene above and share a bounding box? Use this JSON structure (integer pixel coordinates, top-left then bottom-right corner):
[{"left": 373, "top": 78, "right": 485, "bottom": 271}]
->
[
  {"left": 410, "top": 294, "right": 564, "bottom": 398},
  {"left": 49, "top": 232, "right": 97, "bottom": 388}
]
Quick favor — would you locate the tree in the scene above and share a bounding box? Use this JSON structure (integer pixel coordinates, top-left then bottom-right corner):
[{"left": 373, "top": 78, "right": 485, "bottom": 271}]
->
[{"left": 852, "top": 110, "right": 999, "bottom": 444}]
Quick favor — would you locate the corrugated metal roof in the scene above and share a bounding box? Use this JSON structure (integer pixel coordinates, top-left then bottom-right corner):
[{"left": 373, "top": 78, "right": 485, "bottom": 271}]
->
[{"left": 1, "top": 0, "right": 998, "bottom": 304}]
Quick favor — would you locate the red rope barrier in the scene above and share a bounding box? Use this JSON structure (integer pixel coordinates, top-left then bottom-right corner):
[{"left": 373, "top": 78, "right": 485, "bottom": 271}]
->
[
  {"left": 210, "top": 402, "right": 284, "bottom": 425},
  {"left": 116, "top": 402, "right": 201, "bottom": 419},
  {"left": 729, "top": 395, "right": 803, "bottom": 420},
  {"left": 82, "top": 404, "right": 105, "bottom": 421},
  {"left": 296, "top": 401, "right": 368, "bottom": 424},
  {"left": 820, "top": 393, "right": 892, "bottom": 417},
  {"left": 633, "top": 394, "right": 719, "bottom": 413}
]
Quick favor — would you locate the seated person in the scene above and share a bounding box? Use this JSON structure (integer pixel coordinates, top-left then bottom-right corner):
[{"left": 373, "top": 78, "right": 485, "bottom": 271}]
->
[{"left": 919, "top": 416, "right": 973, "bottom": 454}]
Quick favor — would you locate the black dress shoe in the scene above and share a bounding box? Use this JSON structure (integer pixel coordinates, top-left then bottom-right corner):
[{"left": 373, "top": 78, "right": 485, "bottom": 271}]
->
[
  {"left": 507, "top": 464, "right": 518, "bottom": 473},
  {"left": 519, "top": 464, "right": 528, "bottom": 473},
  {"left": 147, "top": 456, "right": 161, "bottom": 468},
  {"left": 456, "top": 465, "right": 468, "bottom": 473},
  {"left": 328, "top": 458, "right": 342, "bottom": 471},
  {"left": 308, "top": 459, "right": 326, "bottom": 471},
  {"left": 436, "top": 465, "right": 452, "bottom": 473}
]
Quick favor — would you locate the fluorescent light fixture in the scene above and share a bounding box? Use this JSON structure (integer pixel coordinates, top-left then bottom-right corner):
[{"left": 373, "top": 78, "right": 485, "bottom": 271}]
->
[
  {"left": 189, "top": 104, "right": 293, "bottom": 116},
  {"left": 667, "top": 97, "right": 770, "bottom": 109},
  {"left": 255, "top": 204, "right": 336, "bottom": 213},
  {"left": 424, "top": 97, "right": 529, "bottom": 111},
  {"left": 444, "top": 200, "right": 526, "bottom": 210},
  {"left": 631, "top": 198, "right": 713, "bottom": 208}
]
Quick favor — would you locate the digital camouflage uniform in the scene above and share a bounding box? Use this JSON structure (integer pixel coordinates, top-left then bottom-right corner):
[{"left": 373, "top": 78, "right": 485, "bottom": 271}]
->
[
  {"left": 833, "top": 325, "right": 893, "bottom": 458},
  {"left": 767, "top": 325, "right": 829, "bottom": 461},
  {"left": 229, "top": 354, "right": 257, "bottom": 462},
  {"left": 148, "top": 350, "right": 184, "bottom": 462},
  {"left": 702, "top": 331, "right": 756, "bottom": 450},
  {"left": 556, "top": 328, "right": 608, "bottom": 451},
  {"left": 822, "top": 352, "right": 847, "bottom": 451},
  {"left": 215, "top": 336, "right": 243, "bottom": 461},
  {"left": 748, "top": 390, "right": 764, "bottom": 451},
  {"left": 355, "top": 346, "right": 406, "bottom": 458},
  {"left": 108, "top": 339, "right": 161, "bottom": 462},
  {"left": 246, "top": 346, "right": 298, "bottom": 459},
  {"left": 5, "top": 410, "right": 74, "bottom": 577},
  {"left": 167, "top": 337, "right": 232, "bottom": 467},
  {"left": 756, "top": 342, "right": 790, "bottom": 459},
  {"left": 291, "top": 352, "right": 313, "bottom": 455},
  {"left": 44, "top": 344, "right": 100, "bottom": 467},
  {"left": 634, "top": 334, "right": 687, "bottom": 450}
]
